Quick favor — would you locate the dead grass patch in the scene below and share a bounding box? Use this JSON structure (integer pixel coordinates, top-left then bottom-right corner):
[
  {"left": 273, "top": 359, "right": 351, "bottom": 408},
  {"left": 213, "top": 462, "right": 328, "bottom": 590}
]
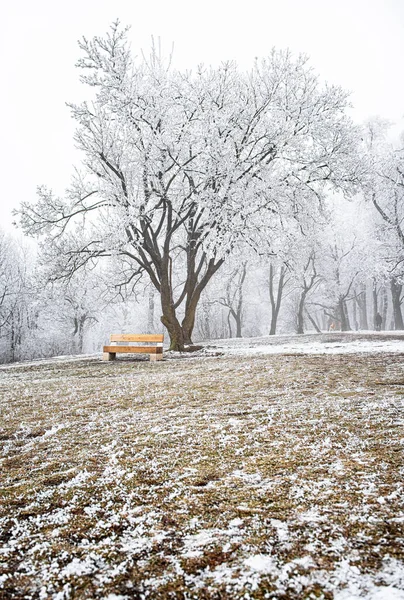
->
[{"left": 0, "top": 351, "right": 403, "bottom": 598}]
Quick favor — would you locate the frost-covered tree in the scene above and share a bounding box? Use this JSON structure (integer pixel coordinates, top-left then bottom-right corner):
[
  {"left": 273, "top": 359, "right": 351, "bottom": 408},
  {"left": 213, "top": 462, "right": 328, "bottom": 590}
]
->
[
  {"left": 48, "top": 272, "right": 102, "bottom": 354},
  {"left": 16, "top": 23, "right": 362, "bottom": 351},
  {"left": 216, "top": 260, "right": 248, "bottom": 338},
  {"left": 363, "top": 121, "right": 404, "bottom": 329},
  {"left": 266, "top": 259, "right": 290, "bottom": 335},
  {"left": 0, "top": 232, "right": 19, "bottom": 334},
  {"left": 0, "top": 232, "right": 36, "bottom": 362},
  {"left": 313, "top": 197, "right": 376, "bottom": 331},
  {"left": 293, "top": 249, "right": 321, "bottom": 334}
]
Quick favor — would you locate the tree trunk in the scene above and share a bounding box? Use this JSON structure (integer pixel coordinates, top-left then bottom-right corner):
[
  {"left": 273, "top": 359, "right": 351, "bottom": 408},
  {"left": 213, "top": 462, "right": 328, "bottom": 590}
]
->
[
  {"left": 160, "top": 276, "right": 186, "bottom": 351},
  {"left": 390, "top": 278, "right": 404, "bottom": 330},
  {"left": 161, "top": 312, "right": 185, "bottom": 351},
  {"left": 147, "top": 287, "right": 155, "bottom": 333},
  {"left": 159, "top": 256, "right": 223, "bottom": 351},
  {"left": 221, "top": 312, "right": 227, "bottom": 339},
  {"left": 202, "top": 300, "right": 211, "bottom": 340},
  {"left": 218, "top": 261, "right": 247, "bottom": 339},
  {"left": 356, "top": 283, "right": 369, "bottom": 330},
  {"left": 269, "top": 263, "right": 287, "bottom": 335},
  {"left": 352, "top": 292, "right": 358, "bottom": 330},
  {"left": 78, "top": 317, "right": 85, "bottom": 354},
  {"left": 295, "top": 251, "right": 318, "bottom": 335},
  {"left": 372, "top": 278, "right": 378, "bottom": 330},
  {"left": 305, "top": 309, "right": 321, "bottom": 333},
  {"left": 227, "top": 311, "right": 233, "bottom": 338},
  {"left": 338, "top": 298, "right": 351, "bottom": 331},
  {"left": 381, "top": 285, "right": 388, "bottom": 331},
  {"left": 228, "top": 307, "right": 242, "bottom": 338},
  {"left": 182, "top": 293, "right": 201, "bottom": 346},
  {"left": 10, "top": 318, "right": 16, "bottom": 363},
  {"left": 234, "top": 262, "right": 247, "bottom": 338},
  {"left": 296, "top": 291, "right": 307, "bottom": 334},
  {"left": 235, "top": 313, "right": 242, "bottom": 338},
  {"left": 344, "top": 300, "right": 351, "bottom": 331}
]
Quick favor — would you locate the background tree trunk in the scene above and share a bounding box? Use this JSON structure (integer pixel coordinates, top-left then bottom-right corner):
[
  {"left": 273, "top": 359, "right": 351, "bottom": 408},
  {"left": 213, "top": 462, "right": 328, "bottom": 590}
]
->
[
  {"left": 147, "top": 287, "right": 155, "bottom": 333},
  {"left": 337, "top": 298, "right": 351, "bottom": 331},
  {"left": 296, "top": 292, "right": 306, "bottom": 334},
  {"left": 381, "top": 285, "right": 388, "bottom": 330},
  {"left": 390, "top": 278, "right": 404, "bottom": 330},
  {"left": 352, "top": 294, "right": 358, "bottom": 330},
  {"left": 372, "top": 278, "right": 378, "bottom": 330},
  {"left": 269, "top": 264, "right": 287, "bottom": 335},
  {"left": 305, "top": 309, "right": 321, "bottom": 333},
  {"left": 356, "top": 283, "right": 369, "bottom": 330}
]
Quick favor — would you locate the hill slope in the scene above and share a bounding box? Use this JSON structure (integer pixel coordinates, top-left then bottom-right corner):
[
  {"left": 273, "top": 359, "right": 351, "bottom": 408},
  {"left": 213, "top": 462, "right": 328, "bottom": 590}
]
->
[{"left": 1, "top": 336, "right": 404, "bottom": 599}]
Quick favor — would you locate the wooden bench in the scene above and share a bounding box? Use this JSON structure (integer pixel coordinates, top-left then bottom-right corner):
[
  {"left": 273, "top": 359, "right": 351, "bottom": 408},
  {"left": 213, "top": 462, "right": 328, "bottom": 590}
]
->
[{"left": 102, "top": 334, "right": 164, "bottom": 362}]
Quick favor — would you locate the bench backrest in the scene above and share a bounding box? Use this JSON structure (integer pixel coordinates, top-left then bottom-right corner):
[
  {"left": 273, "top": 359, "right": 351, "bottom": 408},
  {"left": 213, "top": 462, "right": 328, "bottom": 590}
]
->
[{"left": 110, "top": 334, "right": 164, "bottom": 343}]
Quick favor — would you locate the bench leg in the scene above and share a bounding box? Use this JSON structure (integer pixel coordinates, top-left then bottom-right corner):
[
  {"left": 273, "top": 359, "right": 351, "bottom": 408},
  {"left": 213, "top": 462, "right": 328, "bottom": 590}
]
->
[
  {"left": 103, "top": 352, "right": 116, "bottom": 361},
  {"left": 150, "top": 353, "right": 163, "bottom": 361}
]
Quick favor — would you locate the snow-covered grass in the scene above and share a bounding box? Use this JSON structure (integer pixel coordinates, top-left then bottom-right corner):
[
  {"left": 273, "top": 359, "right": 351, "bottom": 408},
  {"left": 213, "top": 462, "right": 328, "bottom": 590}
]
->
[
  {"left": 1, "top": 333, "right": 404, "bottom": 599},
  {"left": 207, "top": 330, "right": 404, "bottom": 356}
]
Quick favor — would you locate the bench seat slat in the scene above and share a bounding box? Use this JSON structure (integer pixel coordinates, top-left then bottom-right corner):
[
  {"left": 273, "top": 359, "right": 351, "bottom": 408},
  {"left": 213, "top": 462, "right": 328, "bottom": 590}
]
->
[
  {"left": 110, "top": 334, "right": 164, "bottom": 343},
  {"left": 103, "top": 345, "right": 163, "bottom": 354}
]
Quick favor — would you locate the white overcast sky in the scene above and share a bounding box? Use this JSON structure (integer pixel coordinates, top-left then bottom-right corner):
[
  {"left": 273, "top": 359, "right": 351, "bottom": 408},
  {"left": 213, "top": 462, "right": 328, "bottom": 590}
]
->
[{"left": 1, "top": 0, "right": 404, "bottom": 234}]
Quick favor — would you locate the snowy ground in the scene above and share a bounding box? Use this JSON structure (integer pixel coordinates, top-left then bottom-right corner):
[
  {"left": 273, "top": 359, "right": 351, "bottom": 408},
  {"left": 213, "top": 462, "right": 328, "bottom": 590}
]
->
[
  {"left": 1, "top": 333, "right": 404, "bottom": 599},
  {"left": 204, "top": 331, "right": 404, "bottom": 356}
]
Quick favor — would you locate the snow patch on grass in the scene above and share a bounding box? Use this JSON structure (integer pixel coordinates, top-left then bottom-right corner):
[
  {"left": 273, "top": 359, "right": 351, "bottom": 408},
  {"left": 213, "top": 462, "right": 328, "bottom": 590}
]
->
[{"left": 1, "top": 338, "right": 403, "bottom": 598}]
